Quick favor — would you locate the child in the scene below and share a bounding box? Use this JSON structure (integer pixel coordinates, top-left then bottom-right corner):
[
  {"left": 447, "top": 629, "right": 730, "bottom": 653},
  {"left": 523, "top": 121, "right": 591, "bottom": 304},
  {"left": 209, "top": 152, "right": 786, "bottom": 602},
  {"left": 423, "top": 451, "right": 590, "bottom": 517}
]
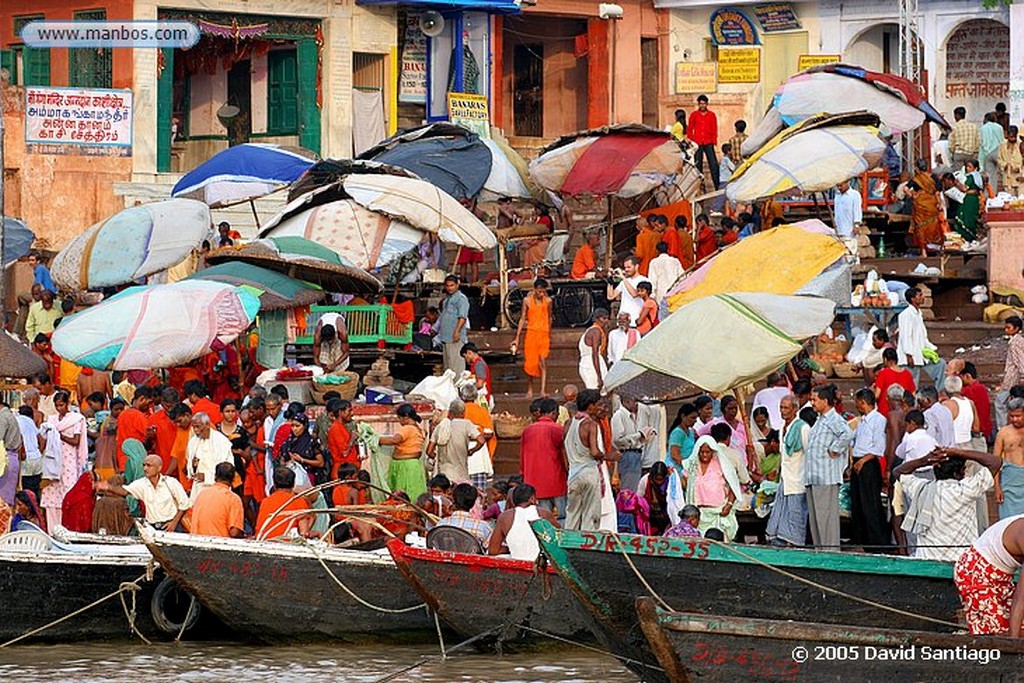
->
[
  {"left": 414, "top": 307, "right": 440, "bottom": 351},
  {"left": 635, "top": 281, "right": 658, "bottom": 336}
]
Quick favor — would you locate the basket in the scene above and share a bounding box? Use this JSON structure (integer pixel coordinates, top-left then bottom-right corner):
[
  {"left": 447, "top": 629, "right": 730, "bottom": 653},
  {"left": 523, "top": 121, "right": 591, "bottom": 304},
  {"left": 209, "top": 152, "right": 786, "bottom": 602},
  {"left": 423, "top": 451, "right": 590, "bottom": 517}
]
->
[
  {"left": 494, "top": 414, "right": 530, "bottom": 439},
  {"left": 311, "top": 371, "right": 360, "bottom": 404},
  {"left": 816, "top": 338, "right": 851, "bottom": 358},
  {"left": 833, "top": 362, "right": 859, "bottom": 379},
  {"left": 811, "top": 357, "right": 835, "bottom": 377}
]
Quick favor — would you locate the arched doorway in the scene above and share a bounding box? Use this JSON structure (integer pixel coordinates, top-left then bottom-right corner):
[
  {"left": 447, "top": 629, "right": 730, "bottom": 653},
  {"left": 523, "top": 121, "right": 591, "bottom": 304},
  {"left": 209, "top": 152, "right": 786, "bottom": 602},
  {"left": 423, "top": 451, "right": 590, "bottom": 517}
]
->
[
  {"left": 845, "top": 23, "right": 922, "bottom": 75},
  {"left": 943, "top": 19, "right": 1009, "bottom": 121}
]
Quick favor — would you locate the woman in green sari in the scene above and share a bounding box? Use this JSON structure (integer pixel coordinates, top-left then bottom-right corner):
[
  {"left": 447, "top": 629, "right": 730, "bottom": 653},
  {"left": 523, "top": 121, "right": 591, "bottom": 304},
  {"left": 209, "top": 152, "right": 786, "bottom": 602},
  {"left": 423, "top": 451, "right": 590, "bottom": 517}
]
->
[{"left": 953, "top": 159, "right": 983, "bottom": 241}]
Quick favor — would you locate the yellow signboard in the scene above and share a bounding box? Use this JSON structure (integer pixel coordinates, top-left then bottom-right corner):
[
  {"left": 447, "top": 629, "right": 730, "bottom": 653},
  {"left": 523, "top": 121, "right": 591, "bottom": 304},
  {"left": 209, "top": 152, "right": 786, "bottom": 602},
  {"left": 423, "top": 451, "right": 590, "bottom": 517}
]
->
[
  {"left": 797, "top": 54, "right": 841, "bottom": 71},
  {"left": 447, "top": 92, "right": 490, "bottom": 138},
  {"left": 718, "top": 47, "right": 761, "bottom": 84},
  {"left": 675, "top": 62, "right": 718, "bottom": 94}
]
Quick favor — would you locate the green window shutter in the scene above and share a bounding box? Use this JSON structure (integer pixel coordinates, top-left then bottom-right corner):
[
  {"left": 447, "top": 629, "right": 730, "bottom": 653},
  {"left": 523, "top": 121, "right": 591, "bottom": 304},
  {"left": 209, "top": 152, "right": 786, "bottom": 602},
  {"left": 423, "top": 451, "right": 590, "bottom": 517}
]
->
[
  {"left": 25, "top": 47, "right": 50, "bottom": 86},
  {"left": 267, "top": 49, "right": 298, "bottom": 135},
  {"left": 296, "top": 37, "right": 321, "bottom": 154},
  {"left": 157, "top": 48, "right": 174, "bottom": 172}
]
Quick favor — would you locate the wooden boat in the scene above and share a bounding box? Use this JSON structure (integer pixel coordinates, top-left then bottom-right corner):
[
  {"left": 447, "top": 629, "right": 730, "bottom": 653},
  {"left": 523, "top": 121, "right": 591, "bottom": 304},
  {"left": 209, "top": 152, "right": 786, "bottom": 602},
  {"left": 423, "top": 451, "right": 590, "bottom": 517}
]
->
[
  {"left": 531, "top": 520, "right": 963, "bottom": 682},
  {"left": 636, "top": 597, "right": 1024, "bottom": 683},
  {"left": 386, "top": 539, "right": 593, "bottom": 648},
  {"left": 140, "top": 526, "right": 433, "bottom": 642}
]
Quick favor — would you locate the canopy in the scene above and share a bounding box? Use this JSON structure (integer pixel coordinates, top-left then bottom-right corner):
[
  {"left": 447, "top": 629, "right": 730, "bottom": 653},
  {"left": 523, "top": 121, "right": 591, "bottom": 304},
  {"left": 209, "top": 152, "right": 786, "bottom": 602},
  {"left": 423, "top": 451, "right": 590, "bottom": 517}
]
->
[
  {"left": 262, "top": 175, "right": 495, "bottom": 268},
  {"left": 51, "top": 199, "right": 211, "bottom": 291},
  {"left": 185, "top": 261, "right": 325, "bottom": 310},
  {"left": 529, "top": 124, "right": 703, "bottom": 199},
  {"left": 743, "top": 64, "right": 949, "bottom": 157},
  {"left": 666, "top": 220, "right": 847, "bottom": 311},
  {"left": 3, "top": 217, "right": 35, "bottom": 266},
  {"left": 726, "top": 113, "right": 887, "bottom": 203},
  {"left": 206, "top": 237, "right": 382, "bottom": 295},
  {"left": 51, "top": 280, "right": 260, "bottom": 371},
  {"left": 172, "top": 143, "right": 316, "bottom": 208},
  {"left": 0, "top": 333, "right": 48, "bottom": 379},
  {"left": 604, "top": 293, "right": 836, "bottom": 400}
]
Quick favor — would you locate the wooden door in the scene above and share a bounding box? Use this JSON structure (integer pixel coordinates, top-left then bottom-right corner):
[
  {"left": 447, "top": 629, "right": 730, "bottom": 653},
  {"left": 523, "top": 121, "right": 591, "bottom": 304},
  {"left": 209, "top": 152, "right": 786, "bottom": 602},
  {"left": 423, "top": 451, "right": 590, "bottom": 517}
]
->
[{"left": 513, "top": 44, "right": 543, "bottom": 137}]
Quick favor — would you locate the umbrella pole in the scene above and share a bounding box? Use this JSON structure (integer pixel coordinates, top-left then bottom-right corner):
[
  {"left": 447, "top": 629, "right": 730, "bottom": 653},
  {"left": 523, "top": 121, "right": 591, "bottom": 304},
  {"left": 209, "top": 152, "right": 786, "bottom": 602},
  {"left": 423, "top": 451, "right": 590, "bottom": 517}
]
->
[
  {"left": 734, "top": 384, "right": 758, "bottom": 476},
  {"left": 498, "top": 242, "right": 509, "bottom": 330},
  {"left": 604, "top": 195, "right": 614, "bottom": 272},
  {"left": 250, "top": 199, "right": 261, "bottom": 229}
]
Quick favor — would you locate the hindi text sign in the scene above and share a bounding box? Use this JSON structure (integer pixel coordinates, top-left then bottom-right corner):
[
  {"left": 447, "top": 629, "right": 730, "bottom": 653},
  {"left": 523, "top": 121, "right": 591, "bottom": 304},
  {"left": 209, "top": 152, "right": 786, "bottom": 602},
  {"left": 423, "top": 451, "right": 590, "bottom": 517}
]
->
[
  {"left": 753, "top": 3, "right": 802, "bottom": 32},
  {"left": 797, "top": 54, "right": 841, "bottom": 71},
  {"left": 718, "top": 48, "right": 761, "bottom": 84},
  {"left": 399, "top": 11, "right": 427, "bottom": 104},
  {"left": 709, "top": 8, "right": 759, "bottom": 46},
  {"left": 675, "top": 62, "right": 718, "bottom": 94},
  {"left": 24, "top": 86, "right": 132, "bottom": 156}
]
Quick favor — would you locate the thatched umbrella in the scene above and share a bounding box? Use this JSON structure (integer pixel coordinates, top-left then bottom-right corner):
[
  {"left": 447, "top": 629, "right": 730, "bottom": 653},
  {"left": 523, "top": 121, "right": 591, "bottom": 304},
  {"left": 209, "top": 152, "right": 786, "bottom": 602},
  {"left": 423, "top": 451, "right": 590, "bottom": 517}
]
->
[{"left": 0, "top": 334, "right": 48, "bottom": 379}]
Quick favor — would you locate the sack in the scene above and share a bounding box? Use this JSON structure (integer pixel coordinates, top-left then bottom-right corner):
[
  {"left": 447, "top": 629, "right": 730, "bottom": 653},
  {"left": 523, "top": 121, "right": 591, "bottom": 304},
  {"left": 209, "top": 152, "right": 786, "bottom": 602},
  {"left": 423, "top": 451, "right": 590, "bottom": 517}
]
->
[{"left": 41, "top": 425, "right": 62, "bottom": 480}]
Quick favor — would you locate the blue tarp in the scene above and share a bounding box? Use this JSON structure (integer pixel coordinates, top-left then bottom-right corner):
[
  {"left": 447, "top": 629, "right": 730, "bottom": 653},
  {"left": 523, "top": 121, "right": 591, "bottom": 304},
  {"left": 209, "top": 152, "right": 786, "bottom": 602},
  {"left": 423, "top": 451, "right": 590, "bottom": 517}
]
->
[
  {"left": 3, "top": 217, "right": 35, "bottom": 265},
  {"left": 172, "top": 143, "right": 315, "bottom": 206},
  {"left": 365, "top": 135, "right": 492, "bottom": 200}
]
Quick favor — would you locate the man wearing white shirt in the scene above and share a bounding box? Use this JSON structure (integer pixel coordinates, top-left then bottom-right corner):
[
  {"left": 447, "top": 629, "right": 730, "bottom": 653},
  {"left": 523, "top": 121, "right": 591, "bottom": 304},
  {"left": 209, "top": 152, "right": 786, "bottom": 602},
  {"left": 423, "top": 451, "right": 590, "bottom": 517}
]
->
[
  {"left": 187, "top": 412, "right": 235, "bottom": 502},
  {"left": 607, "top": 313, "right": 640, "bottom": 366},
  {"left": 16, "top": 405, "right": 43, "bottom": 498},
  {"left": 897, "top": 287, "right": 946, "bottom": 390},
  {"left": 751, "top": 373, "right": 790, "bottom": 430},
  {"left": 647, "top": 242, "right": 684, "bottom": 304},
  {"left": 833, "top": 180, "right": 863, "bottom": 240},
  {"left": 606, "top": 256, "right": 650, "bottom": 326},
  {"left": 916, "top": 387, "right": 956, "bottom": 448}
]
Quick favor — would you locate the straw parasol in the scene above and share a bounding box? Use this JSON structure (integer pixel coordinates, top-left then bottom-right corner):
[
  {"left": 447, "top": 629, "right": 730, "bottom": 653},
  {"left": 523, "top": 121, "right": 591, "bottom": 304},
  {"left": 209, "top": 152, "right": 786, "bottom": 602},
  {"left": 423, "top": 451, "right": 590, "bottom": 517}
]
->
[{"left": 0, "top": 334, "right": 48, "bottom": 379}]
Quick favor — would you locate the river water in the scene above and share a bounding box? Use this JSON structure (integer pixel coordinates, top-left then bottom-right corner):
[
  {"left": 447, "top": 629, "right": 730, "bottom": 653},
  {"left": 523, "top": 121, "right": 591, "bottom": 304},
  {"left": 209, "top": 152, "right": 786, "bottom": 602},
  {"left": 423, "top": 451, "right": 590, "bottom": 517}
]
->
[{"left": 0, "top": 642, "right": 635, "bottom": 682}]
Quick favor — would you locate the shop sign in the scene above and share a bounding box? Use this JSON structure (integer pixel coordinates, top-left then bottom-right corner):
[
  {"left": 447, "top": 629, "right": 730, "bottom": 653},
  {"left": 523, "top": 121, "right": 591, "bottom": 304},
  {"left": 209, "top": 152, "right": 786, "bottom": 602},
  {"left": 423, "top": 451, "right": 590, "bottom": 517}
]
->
[
  {"left": 753, "top": 3, "right": 801, "bottom": 32},
  {"left": 717, "top": 47, "right": 761, "bottom": 84},
  {"left": 399, "top": 11, "right": 427, "bottom": 104},
  {"left": 25, "top": 86, "right": 132, "bottom": 156},
  {"left": 797, "top": 54, "right": 841, "bottom": 71},
  {"left": 674, "top": 62, "right": 718, "bottom": 94},
  {"left": 709, "top": 8, "right": 759, "bottom": 46},
  {"left": 448, "top": 92, "right": 490, "bottom": 138}
]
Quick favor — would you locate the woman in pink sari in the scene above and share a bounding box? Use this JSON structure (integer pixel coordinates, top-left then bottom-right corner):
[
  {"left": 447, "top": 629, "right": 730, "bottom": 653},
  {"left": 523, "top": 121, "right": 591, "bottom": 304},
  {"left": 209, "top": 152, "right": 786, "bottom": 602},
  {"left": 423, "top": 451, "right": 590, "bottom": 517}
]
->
[{"left": 40, "top": 391, "right": 89, "bottom": 530}]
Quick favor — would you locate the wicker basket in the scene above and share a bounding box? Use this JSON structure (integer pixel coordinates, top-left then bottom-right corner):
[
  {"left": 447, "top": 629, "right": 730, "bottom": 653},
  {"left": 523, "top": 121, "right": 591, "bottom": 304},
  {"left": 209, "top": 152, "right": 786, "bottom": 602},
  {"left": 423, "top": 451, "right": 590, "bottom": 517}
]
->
[
  {"left": 311, "top": 371, "right": 360, "bottom": 404},
  {"left": 811, "top": 357, "right": 835, "bottom": 377},
  {"left": 494, "top": 414, "right": 530, "bottom": 439},
  {"left": 833, "top": 362, "right": 859, "bottom": 379},
  {"left": 816, "top": 338, "right": 851, "bottom": 358}
]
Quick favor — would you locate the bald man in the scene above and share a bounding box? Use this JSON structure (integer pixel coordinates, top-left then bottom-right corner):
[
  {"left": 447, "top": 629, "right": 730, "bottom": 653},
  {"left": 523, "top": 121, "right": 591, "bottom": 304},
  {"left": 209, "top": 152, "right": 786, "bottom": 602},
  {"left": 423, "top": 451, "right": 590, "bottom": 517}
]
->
[{"left": 97, "top": 454, "right": 191, "bottom": 530}]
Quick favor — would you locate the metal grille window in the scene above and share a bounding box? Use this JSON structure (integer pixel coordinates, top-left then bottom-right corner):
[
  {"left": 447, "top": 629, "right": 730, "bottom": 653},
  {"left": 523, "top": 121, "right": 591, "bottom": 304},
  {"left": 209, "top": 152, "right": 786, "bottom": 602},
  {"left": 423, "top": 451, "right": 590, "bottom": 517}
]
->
[{"left": 69, "top": 9, "right": 112, "bottom": 88}]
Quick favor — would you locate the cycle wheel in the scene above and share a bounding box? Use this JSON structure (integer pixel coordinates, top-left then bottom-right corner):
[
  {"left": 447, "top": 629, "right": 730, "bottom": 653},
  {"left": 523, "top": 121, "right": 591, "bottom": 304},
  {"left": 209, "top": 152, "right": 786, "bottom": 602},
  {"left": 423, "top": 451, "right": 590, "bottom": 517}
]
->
[
  {"left": 503, "top": 288, "right": 527, "bottom": 327},
  {"left": 557, "top": 287, "right": 593, "bottom": 327}
]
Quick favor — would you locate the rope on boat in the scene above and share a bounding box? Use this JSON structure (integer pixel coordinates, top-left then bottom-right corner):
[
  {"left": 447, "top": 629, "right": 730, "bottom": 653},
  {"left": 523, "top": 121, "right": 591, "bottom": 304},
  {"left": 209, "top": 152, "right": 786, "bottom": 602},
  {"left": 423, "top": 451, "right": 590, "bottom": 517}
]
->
[
  {"left": 609, "top": 532, "right": 674, "bottom": 612},
  {"left": 174, "top": 595, "right": 199, "bottom": 644},
  {"left": 372, "top": 626, "right": 505, "bottom": 683},
  {"left": 708, "top": 540, "right": 962, "bottom": 630},
  {"left": 0, "top": 573, "right": 152, "bottom": 648},
  {"left": 433, "top": 611, "right": 447, "bottom": 660},
  {"left": 303, "top": 539, "right": 426, "bottom": 614},
  {"left": 515, "top": 625, "right": 666, "bottom": 671}
]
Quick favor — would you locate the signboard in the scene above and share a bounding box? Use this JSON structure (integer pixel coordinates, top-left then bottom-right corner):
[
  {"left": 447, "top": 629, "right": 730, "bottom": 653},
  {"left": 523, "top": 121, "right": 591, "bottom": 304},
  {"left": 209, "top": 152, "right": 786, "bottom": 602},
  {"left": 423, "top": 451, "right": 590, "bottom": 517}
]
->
[
  {"left": 399, "top": 11, "right": 427, "bottom": 104},
  {"left": 944, "top": 21, "right": 1010, "bottom": 104},
  {"left": 718, "top": 48, "right": 761, "bottom": 84},
  {"left": 797, "top": 54, "right": 841, "bottom": 71},
  {"left": 24, "top": 86, "right": 132, "bottom": 156},
  {"left": 753, "top": 3, "right": 801, "bottom": 32},
  {"left": 447, "top": 92, "right": 490, "bottom": 138},
  {"left": 709, "top": 8, "right": 759, "bottom": 46},
  {"left": 675, "top": 62, "right": 717, "bottom": 94},
  {"left": 1011, "top": 5, "right": 1024, "bottom": 124}
]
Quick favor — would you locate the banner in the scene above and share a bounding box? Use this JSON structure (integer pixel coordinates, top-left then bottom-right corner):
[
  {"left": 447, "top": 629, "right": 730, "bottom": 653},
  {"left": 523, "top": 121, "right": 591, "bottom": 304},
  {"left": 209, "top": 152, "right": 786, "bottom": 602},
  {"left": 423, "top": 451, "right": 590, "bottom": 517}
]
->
[
  {"left": 675, "top": 62, "right": 717, "bottom": 94},
  {"left": 448, "top": 92, "right": 490, "bottom": 138},
  {"left": 718, "top": 48, "right": 761, "bottom": 84},
  {"left": 797, "top": 54, "right": 841, "bottom": 71},
  {"left": 399, "top": 11, "right": 427, "bottom": 104},
  {"left": 24, "top": 86, "right": 132, "bottom": 156},
  {"left": 709, "top": 8, "right": 759, "bottom": 46},
  {"left": 753, "top": 3, "right": 801, "bottom": 32}
]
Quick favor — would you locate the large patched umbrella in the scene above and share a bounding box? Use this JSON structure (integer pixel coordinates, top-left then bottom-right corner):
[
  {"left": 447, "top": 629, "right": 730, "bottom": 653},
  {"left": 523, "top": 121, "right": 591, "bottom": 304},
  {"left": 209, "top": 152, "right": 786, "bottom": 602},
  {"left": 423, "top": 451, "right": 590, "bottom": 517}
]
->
[
  {"left": 726, "top": 112, "right": 888, "bottom": 204},
  {"left": 50, "top": 199, "right": 211, "bottom": 291},
  {"left": 186, "top": 261, "right": 326, "bottom": 310},
  {"left": 172, "top": 143, "right": 317, "bottom": 208},
  {"left": 261, "top": 175, "right": 496, "bottom": 269},
  {"left": 743, "top": 64, "right": 949, "bottom": 157},
  {"left": 529, "top": 124, "right": 702, "bottom": 200},
  {"left": 603, "top": 293, "right": 836, "bottom": 401},
  {"left": 206, "top": 236, "right": 382, "bottom": 295},
  {"left": 51, "top": 280, "right": 260, "bottom": 371}
]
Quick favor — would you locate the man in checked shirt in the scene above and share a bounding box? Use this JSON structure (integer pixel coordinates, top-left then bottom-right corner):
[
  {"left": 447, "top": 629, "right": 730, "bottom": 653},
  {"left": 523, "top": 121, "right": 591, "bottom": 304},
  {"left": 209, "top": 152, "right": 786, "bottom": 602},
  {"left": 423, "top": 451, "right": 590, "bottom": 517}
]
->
[{"left": 804, "top": 384, "right": 854, "bottom": 548}]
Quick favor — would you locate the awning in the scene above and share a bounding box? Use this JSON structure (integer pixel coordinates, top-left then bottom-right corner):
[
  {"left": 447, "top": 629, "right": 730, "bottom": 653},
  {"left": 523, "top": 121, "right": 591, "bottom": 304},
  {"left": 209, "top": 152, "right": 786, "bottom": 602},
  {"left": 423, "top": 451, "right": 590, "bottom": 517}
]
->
[{"left": 356, "top": 0, "right": 523, "bottom": 13}]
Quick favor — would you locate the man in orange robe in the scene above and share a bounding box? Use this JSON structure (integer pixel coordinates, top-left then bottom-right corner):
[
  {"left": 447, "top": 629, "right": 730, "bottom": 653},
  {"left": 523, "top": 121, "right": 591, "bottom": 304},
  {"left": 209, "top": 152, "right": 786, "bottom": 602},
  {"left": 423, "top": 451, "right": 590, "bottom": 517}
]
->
[
  {"left": 116, "top": 387, "right": 154, "bottom": 471},
  {"left": 148, "top": 387, "right": 181, "bottom": 474},
  {"left": 664, "top": 215, "right": 695, "bottom": 270},
  {"left": 571, "top": 232, "right": 602, "bottom": 280},
  {"left": 634, "top": 216, "right": 663, "bottom": 276},
  {"left": 513, "top": 279, "right": 552, "bottom": 399}
]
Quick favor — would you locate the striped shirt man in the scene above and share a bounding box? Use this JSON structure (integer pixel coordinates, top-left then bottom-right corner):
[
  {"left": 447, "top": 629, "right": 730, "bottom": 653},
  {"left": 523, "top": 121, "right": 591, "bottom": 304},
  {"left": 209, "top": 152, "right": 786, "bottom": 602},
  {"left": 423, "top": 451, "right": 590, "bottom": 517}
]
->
[
  {"left": 804, "top": 409, "right": 854, "bottom": 486},
  {"left": 900, "top": 468, "right": 993, "bottom": 561}
]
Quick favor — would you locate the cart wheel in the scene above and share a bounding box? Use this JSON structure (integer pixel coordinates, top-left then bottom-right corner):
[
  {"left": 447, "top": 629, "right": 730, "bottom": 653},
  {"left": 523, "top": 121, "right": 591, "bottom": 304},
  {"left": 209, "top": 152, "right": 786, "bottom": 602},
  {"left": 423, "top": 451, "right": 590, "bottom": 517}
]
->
[
  {"left": 503, "top": 288, "right": 527, "bottom": 327},
  {"left": 558, "top": 287, "right": 594, "bottom": 327}
]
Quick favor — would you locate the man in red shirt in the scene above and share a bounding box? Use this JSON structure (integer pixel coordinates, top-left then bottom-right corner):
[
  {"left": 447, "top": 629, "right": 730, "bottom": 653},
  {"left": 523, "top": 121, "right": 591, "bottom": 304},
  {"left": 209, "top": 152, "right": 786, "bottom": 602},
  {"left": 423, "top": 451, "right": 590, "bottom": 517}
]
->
[
  {"left": 148, "top": 387, "right": 181, "bottom": 474},
  {"left": 327, "top": 399, "right": 359, "bottom": 479},
  {"left": 960, "top": 361, "right": 993, "bottom": 441},
  {"left": 116, "top": 387, "right": 155, "bottom": 471},
  {"left": 688, "top": 94, "right": 721, "bottom": 189},
  {"left": 873, "top": 348, "right": 916, "bottom": 416},
  {"left": 694, "top": 213, "right": 718, "bottom": 262},
  {"left": 519, "top": 397, "right": 568, "bottom": 524},
  {"left": 256, "top": 466, "right": 312, "bottom": 539},
  {"left": 184, "top": 379, "right": 223, "bottom": 425}
]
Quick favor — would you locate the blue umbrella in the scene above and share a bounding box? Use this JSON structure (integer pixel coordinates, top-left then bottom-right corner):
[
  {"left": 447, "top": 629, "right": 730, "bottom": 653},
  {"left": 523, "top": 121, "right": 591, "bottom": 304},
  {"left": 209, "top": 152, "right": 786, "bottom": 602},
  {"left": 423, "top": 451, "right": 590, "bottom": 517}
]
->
[
  {"left": 172, "top": 143, "right": 317, "bottom": 208},
  {"left": 2, "top": 217, "right": 35, "bottom": 265}
]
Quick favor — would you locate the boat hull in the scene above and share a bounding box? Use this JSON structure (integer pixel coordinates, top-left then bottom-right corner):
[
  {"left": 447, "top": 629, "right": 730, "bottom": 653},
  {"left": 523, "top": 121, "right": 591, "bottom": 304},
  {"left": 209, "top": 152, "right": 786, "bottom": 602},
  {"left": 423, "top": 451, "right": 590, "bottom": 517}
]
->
[
  {"left": 636, "top": 598, "right": 1024, "bottom": 683},
  {"left": 143, "top": 530, "right": 433, "bottom": 642},
  {"left": 387, "top": 539, "right": 593, "bottom": 649},
  {"left": 532, "top": 521, "right": 962, "bottom": 682}
]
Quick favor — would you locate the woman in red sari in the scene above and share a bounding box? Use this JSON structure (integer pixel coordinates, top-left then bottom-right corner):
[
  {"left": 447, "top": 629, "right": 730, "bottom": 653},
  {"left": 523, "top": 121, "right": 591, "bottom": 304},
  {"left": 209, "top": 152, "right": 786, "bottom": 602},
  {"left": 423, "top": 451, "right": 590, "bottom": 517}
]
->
[{"left": 908, "top": 160, "right": 944, "bottom": 254}]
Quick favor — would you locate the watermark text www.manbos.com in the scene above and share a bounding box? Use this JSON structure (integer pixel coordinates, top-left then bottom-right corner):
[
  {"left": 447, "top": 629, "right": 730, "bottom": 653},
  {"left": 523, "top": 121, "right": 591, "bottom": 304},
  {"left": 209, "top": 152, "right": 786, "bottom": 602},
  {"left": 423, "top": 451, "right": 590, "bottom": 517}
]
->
[
  {"left": 791, "top": 644, "right": 1002, "bottom": 666},
  {"left": 20, "top": 21, "right": 199, "bottom": 49}
]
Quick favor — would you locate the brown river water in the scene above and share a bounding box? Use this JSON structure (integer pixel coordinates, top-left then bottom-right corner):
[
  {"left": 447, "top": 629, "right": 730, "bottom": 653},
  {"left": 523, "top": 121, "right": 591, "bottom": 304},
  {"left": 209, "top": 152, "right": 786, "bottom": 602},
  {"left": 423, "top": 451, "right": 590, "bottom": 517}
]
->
[{"left": 0, "top": 642, "right": 635, "bottom": 682}]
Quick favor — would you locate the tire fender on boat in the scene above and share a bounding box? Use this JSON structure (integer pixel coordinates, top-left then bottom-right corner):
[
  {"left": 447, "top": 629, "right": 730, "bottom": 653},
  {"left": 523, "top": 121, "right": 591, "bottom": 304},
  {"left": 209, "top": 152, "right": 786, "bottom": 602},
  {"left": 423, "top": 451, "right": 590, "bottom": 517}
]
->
[{"left": 150, "top": 577, "right": 202, "bottom": 634}]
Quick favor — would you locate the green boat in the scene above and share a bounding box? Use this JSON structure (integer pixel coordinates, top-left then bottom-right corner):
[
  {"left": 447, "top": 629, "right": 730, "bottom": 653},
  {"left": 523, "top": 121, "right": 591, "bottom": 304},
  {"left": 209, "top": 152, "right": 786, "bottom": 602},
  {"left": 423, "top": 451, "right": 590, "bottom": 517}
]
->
[{"left": 531, "top": 520, "right": 963, "bottom": 682}]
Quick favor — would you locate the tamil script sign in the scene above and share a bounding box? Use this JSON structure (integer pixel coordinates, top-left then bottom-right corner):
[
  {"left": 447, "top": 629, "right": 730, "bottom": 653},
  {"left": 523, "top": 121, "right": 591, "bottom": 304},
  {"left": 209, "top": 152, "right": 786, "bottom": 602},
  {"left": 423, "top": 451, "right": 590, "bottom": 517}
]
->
[
  {"left": 797, "top": 54, "right": 841, "bottom": 71},
  {"left": 24, "top": 86, "right": 132, "bottom": 156},
  {"left": 675, "top": 62, "right": 717, "bottom": 94},
  {"left": 448, "top": 92, "right": 490, "bottom": 138},
  {"left": 718, "top": 47, "right": 761, "bottom": 84},
  {"left": 399, "top": 11, "right": 427, "bottom": 104}
]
